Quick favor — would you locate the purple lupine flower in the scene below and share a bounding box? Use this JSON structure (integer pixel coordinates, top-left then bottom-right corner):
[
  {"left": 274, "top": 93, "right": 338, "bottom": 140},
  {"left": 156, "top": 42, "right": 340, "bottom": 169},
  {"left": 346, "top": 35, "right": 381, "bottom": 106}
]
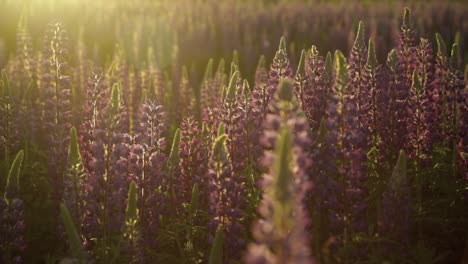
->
[
  {"left": 79, "top": 83, "right": 133, "bottom": 260},
  {"left": 208, "top": 126, "right": 247, "bottom": 262},
  {"left": 220, "top": 71, "right": 251, "bottom": 175},
  {"left": 430, "top": 37, "right": 465, "bottom": 149},
  {"left": 0, "top": 199, "right": 27, "bottom": 264},
  {"left": 295, "top": 47, "right": 333, "bottom": 133},
  {"left": 246, "top": 80, "right": 314, "bottom": 263},
  {"left": 319, "top": 51, "right": 368, "bottom": 260},
  {"left": 348, "top": 21, "right": 368, "bottom": 125},
  {"left": 131, "top": 99, "right": 168, "bottom": 259},
  {"left": 254, "top": 37, "right": 293, "bottom": 119},
  {"left": 40, "top": 22, "right": 73, "bottom": 202},
  {"left": 179, "top": 116, "right": 209, "bottom": 206},
  {"left": 377, "top": 49, "right": 409, "bottom": 166},
  {"left": 200, "top": 59, "right": 219, "bottom": 111},
  {"left": 415, "top": 38, "right": 437, "bottom": 151},
  {"left": 79, "top": 68, "right": 110, "bottom": 168},
  {"left": 397, "top": 8, "right": 418, "bottom": 82}
]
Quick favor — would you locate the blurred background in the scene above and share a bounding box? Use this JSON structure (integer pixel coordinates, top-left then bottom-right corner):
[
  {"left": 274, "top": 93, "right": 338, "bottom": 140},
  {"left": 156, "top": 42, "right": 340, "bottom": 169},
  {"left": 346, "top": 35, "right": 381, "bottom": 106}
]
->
[{"left": 0, "top": 0, "right": 466, "bottom": 84}]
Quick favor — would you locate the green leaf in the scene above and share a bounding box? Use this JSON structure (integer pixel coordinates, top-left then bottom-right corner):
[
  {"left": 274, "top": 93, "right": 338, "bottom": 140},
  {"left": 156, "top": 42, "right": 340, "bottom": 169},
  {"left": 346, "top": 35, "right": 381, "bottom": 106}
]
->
[
  {"left": 209, "top": 229, "right": 224, "bottom": 264},
  {"left": 1, "top": 69, "right": 10, "bottom": 97},
  {"left": 274, "top": 127, "right": 293, "bottom": 205},
  {"left": 450, "top": 43, "right": 459, "bottom": 68},
  {"left": 4, "top": 150, "right": 24, "bottom": 203},
  {"left": 108, "top": 82, "right": 121, "bottom": 115},
  {"left": 125, "top": 181, "right": 138, "bottom": 222},
  {"left": 324, "top": 51, "right": 333, "bottom": 79},
  {"left": 68, "top": 127, "right": 82, "bottom": 166},
  {"left": 168, "top": 129, "right": 181, "bottom": 168},
  {"left": 389, "top": 150, "right": 407, "bottom": 191},
  {"left": 317, "top": 117, "right": 328, "bottom": 144},
  {"left": 189, "top": 183, "right": 199, "bottom": 215},
  {"left": 60, "top": 203, "right": 85, "bottom": 260}
]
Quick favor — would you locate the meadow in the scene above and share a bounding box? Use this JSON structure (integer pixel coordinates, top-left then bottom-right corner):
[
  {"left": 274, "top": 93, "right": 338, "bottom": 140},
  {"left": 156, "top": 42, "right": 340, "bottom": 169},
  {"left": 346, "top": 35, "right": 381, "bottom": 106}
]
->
[{"left": 0, "top": 0, "right": 467, "bottom": 263}]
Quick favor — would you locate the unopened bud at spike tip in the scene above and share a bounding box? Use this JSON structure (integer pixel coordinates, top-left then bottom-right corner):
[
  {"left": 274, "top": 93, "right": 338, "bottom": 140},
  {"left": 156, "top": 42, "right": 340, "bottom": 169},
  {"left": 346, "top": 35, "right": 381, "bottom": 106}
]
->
[
  {"left": 367, "top": 37, "right": 378, "bottom": 68},
  {"left": 226, "top": 71, "right": 239, "bottom": 101},
  {"left": 325, "top": 51, "right": 333, "bottom": 77},
  {"left": 354, "top": 21, "right": 366, "bottom": 49},
  {"left": 402, "top": 7, "right": 411, "bottom": 29},
  {"left": 279, "top": 36, "right": 286, "bottom": 51},
  {"left": 435, "top": 33, "right": 447, "bottom": 57},
  {"left": 296, "top": 49, "right": 307, "bottom": 77}
]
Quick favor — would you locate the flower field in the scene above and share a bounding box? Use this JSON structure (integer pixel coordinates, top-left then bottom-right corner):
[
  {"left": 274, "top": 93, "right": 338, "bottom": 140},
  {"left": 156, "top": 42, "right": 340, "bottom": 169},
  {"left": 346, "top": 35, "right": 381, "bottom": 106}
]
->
[{"left": 0, "top": 0, "right": 467, "bottom": 263}]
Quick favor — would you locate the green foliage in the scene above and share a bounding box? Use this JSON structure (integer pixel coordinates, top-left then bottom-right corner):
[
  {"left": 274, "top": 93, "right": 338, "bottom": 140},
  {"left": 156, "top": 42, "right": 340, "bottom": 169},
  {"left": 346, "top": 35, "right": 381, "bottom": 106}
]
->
[
  {"left": 125, "top": 181, "right": 138, "bottom": 223},
  {"left": 273, "top": 128, "right": 293, "bottom": 207},
  {"left": 217, "top": 122, "right": 226, "bottom": 137},
  {"left": 317, "top": 117, "right": 328, "bottom": 145},
  {"left": 450, "top": 43, "right": 459, "bottom": 68},
  {"left": 277, "top": 78, "right": 294, "bottom": 102},
  {"left": 68, "top": 127, "right": 82, "bottom": 168},
  {"left": 324, "top": 51, "right": 333, "bottom": 79},
  {"left": 389, "top": 150, "right": 407, "bottom": 191},
  {"left": 60, "top": 203, "right": 86, "bottom": 261},
  {"left": 189, "top": 183, "right": 200, "bottom": 215},
  {"left": 208, "top": 229, "right": 224, "bottom": 264},
  {"left": 169, "top": 129, "right": 181, "bottom": 169},
  {"left": 108, "top": 83, "right": 122, "bottom": 117},
  {"left": 1, "top": 69, "right": 10, "bottom": 97},
  {"left": 4, "top": 150, "right": 24, "bottom": 203}
]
